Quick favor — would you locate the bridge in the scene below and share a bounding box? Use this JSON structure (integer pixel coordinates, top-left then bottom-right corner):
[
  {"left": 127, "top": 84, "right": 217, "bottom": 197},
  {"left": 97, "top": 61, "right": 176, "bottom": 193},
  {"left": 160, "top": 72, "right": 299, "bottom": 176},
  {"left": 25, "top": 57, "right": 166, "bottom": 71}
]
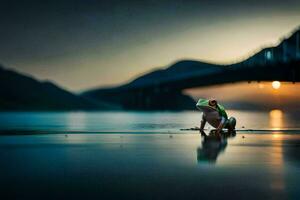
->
[{"left": 83, "top": 28, "right": 300, "bottom": 110}]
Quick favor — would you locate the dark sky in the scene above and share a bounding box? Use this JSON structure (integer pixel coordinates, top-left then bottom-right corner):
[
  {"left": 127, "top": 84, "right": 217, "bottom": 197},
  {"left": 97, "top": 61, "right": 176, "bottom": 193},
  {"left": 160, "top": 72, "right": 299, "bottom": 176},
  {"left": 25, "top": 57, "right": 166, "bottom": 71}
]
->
[{"left": 1, "top": 0, "right": 300, "bottom": 91}]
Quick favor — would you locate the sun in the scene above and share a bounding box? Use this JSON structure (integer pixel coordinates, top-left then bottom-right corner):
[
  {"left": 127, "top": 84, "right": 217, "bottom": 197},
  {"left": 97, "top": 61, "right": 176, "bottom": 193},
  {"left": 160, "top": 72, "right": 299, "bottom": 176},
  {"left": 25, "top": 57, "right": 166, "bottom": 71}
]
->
[{"left": 272, "top": 81, "right": 281, "bottom": 89}]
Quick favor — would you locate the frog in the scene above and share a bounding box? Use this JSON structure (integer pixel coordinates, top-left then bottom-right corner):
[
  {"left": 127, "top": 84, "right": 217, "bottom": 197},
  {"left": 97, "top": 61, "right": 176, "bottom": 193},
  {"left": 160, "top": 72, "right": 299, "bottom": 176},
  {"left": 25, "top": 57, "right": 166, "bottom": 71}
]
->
[{"left": 196, "top": 98, "right": 236, "bottom": 137}]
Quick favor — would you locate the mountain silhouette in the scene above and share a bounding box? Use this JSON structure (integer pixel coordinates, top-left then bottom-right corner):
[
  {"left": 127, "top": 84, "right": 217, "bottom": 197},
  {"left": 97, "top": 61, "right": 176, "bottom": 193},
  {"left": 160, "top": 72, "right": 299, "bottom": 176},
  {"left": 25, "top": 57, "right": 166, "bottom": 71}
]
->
[
  {"left": 125, "top": 60, "right": 222, "bottom": 88},
  {"left": 0, "top": 66, "right": 118, "bottom": 110},
  {"left": 82, "top": 61, "right": 222, "bottom": 110}
]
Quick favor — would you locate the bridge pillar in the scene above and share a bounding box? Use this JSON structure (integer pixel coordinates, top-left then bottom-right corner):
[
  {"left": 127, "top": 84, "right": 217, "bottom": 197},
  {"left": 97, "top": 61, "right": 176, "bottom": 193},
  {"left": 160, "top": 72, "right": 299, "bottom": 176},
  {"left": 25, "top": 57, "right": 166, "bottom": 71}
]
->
[
  {"left": 297, "top": 31, "right": 300, "bottom": 59},
  {"left": 265, "top": 49, "right": 273, "bottom": 63},
  {"left": 283, "top": 42, "right": 288, "bottom": 63}
]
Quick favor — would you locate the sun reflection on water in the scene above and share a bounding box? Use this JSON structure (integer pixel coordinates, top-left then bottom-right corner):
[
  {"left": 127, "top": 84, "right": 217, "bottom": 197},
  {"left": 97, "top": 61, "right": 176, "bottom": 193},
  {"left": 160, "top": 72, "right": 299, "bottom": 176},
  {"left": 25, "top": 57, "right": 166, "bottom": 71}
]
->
[{"left": 269, "top": 109, "right": 283, "bottom": 130}]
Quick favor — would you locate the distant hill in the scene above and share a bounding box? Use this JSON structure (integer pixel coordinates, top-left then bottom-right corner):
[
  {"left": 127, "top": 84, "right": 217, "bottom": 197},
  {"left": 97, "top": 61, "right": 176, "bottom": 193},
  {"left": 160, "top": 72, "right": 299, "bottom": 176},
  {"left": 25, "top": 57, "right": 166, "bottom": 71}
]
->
[
  {"left": 124, "top": 60, "right": 223, "bottom": 89},
  {"left": 0, "top": 66, "right": 118, "bottom": 110},
  {"left": 82, "top": 60, "right": 221, "bottom": 110}
]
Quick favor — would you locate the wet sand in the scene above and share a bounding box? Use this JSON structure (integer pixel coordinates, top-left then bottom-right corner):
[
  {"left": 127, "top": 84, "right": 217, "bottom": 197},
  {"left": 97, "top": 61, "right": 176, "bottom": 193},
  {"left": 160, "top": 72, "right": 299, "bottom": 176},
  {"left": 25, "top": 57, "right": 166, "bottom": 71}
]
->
[{"left": 0, "top": 132, "right": 300, "bottom": 200}]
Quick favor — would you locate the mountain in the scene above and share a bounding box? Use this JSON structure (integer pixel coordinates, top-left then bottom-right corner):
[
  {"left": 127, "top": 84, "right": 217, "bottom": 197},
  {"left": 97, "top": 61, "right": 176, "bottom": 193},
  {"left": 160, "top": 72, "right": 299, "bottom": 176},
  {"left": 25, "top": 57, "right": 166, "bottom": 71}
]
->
[
  {"left": 82, "top": 60, "right": 222, "bottom": 110},
  {"left": 0, "top": 66, "right": 118, "bottom": 110},
  {"left": 123, "top": 60, "right": 223, "bottom": 89}
]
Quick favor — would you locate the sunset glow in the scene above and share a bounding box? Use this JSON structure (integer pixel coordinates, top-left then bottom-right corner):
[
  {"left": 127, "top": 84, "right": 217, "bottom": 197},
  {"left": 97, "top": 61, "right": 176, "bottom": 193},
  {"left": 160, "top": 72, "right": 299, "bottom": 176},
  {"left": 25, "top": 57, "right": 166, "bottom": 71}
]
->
[{"left": 272, "top": 81, "right": 281, "bottom": 89}]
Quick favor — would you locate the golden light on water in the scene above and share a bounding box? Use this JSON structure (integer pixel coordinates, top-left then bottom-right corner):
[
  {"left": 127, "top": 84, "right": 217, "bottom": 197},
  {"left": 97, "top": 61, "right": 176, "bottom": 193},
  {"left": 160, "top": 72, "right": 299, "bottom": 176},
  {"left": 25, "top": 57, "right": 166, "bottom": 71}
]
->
[
  {"left": 272, "top": 81, "right": 281, "bottom": 89},
  {"left": 269, "top": 109, "right": 283, "bottom": 130},
  {"left": 272, "top": 133, "right": 281, "bottom": 138},
  {"left": 270, "top": 109, "right": 283, "bottom": 118}
]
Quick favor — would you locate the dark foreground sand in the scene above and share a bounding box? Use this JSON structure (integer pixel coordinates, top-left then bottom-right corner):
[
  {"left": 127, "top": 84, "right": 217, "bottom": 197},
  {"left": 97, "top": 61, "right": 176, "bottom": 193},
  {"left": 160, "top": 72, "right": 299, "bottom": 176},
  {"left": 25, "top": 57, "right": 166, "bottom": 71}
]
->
[{"left": 0, "top": 132, "right": 300, "bottom": 200}]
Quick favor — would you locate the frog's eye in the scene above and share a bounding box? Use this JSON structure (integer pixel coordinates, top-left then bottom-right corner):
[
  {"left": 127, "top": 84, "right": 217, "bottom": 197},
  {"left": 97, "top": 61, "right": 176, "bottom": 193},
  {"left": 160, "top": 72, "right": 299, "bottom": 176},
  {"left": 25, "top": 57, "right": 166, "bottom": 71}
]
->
[{"left": 209, "top": 99, "right": 217, "bottom": 106}]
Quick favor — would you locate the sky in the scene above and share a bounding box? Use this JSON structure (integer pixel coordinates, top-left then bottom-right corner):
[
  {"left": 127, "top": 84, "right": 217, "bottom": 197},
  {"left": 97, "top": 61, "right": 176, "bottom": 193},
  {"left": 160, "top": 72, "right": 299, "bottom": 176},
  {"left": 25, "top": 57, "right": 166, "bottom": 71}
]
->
[{"left": 1, "top": 0, "right": 300, "bottom": 91}]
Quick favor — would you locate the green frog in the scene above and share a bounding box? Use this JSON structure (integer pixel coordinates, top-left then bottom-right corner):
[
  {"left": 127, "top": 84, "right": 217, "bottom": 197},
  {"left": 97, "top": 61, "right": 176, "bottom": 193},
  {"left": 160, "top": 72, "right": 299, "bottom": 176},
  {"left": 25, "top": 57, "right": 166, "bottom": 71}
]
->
[{"left": 196, "top": 98, "right": 236, "bottom": 137}]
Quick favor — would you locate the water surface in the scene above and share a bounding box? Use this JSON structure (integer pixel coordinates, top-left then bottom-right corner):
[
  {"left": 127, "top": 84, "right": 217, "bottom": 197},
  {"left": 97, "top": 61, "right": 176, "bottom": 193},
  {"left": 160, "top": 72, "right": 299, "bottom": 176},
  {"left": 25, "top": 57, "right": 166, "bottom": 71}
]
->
[
  {"left": 0, "top": 110, "right": 299, "bottom": 133},
  {"left": 1, "top": 110, "right": 300, "bottom": 199}
]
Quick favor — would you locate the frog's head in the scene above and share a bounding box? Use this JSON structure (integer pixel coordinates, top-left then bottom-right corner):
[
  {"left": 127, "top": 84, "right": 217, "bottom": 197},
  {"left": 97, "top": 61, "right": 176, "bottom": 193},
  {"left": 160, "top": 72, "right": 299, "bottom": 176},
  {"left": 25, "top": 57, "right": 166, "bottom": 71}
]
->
[{"left": 196, "top": 98, "right": 217, "bottom": 112}]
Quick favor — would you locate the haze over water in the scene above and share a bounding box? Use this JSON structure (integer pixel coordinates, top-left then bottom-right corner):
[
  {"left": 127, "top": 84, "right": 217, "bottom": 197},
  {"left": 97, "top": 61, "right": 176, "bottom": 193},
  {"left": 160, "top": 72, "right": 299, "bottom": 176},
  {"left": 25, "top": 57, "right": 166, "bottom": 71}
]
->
[{"left": 0, "top": 109, "right": 299, "bottom": 132}]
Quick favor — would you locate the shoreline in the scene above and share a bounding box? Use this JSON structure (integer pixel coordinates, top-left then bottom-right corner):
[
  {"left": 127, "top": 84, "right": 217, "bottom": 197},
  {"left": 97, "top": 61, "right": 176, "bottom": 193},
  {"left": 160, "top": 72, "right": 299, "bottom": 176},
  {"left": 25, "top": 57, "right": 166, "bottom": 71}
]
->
[{"left": 1, "top": 129, "right": 300, "bottom": 136}]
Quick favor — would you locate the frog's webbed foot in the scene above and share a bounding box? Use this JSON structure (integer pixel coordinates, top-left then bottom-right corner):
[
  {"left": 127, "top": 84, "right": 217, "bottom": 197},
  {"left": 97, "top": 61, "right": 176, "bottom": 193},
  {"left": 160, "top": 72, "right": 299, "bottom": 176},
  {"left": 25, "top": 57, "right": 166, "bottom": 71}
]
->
[{"left": 200, "top": 130, "right": 207, "bottom": 137}]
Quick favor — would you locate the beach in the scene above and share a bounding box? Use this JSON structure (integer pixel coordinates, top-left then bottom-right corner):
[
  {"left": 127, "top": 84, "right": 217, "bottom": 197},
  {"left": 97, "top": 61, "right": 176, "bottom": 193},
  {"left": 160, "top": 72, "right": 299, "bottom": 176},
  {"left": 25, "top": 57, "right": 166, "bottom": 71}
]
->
[{"left": 1, "top": 132, "right": 300, "bottom": 199}]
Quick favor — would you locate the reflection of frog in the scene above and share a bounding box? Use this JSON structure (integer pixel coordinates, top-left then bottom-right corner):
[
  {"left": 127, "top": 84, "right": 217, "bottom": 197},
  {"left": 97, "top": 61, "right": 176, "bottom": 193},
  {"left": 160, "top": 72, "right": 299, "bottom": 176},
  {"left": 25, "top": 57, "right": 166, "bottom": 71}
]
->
[
  {"left": 196, "top": 98, "right": 236, "bottom": 137},
  {"left": 197, "top": 131, "right": 236, "bottom": 164}
]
